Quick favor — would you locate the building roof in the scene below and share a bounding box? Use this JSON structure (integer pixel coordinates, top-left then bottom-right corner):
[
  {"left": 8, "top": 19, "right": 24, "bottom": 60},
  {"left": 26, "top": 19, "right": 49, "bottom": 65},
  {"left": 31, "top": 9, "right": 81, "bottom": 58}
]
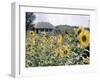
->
[{"left": 34, "top": 22, "right": 54, "bottom": 29}]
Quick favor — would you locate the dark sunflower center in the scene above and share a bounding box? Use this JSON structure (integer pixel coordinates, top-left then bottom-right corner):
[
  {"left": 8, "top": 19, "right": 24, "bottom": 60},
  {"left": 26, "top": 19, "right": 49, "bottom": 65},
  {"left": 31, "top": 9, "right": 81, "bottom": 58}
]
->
[
  {"left": 64, "top": 50, "right": 68, "bottom": 54},
  {"left": 27, "top": 44, "right": 31, "bottom": 48},
  {"left": 78, "top": 29, "right": 81, "bottom": 34},
  {"left": 31, "top": 32, "right": 33, "bottom": 35},
  {"left": 82, "top": 35, "right": 87, "bottom": 42}
]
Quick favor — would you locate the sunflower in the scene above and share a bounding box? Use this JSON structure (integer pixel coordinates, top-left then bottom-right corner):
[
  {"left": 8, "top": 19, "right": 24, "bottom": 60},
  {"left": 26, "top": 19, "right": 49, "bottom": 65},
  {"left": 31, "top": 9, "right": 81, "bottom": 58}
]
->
[
  {"left": 27, "top": 31, "right": 36, "bottom": 37},
  {"left": 64, "top": 34, "right": 69, "bottom": 40},
  {"left": 55, "top": 45, "right": 70, "bottom": 58},
  {"left": 77, "top": 26, "right": 84, "bottom": 35},
  {"left": 26, "top": 43, "right": 35, "bottom": 54},
  {"left": 57, "top": 35, "right": 62, "bottom": 45},
  {"left": 79, "top": 30, "right": 90, "bottom": 48},
  {"left": 26, "top": 44, "right": 32, "bottom": 49}
]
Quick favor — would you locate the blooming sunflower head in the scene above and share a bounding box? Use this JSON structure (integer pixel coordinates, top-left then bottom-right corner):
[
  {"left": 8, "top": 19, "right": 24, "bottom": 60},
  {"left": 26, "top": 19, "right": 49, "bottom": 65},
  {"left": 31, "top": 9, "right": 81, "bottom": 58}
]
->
[
  {"left": 79, "top": 30, "right": 90, "bottom": 48},
  {"left": 27, "top": 31, "right": 36, "bottom": 37},
  {"left": 59, "top": 45, "right": 70, "bottom": 58},
  {"left": 76, "top": 26, "right": 84, "bottom": 35},
  {"left": 26, "top": 43, "right": 35, "bottom": 54},
  {"left": 64, "top": 34, "right": 69, "bottom": 40}
]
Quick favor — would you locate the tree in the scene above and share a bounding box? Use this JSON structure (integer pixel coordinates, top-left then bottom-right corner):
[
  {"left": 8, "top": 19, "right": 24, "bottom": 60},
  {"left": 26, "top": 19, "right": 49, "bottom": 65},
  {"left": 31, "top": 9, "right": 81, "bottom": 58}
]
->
[{"left": 26, "top": 12, "right": 36, "bottom": 30}]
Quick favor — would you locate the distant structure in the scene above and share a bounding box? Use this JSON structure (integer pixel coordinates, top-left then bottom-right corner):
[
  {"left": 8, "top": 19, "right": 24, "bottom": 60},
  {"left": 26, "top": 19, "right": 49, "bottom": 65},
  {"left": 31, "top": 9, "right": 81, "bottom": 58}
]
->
[{"left": 33, "top": 22, "right": 54, "bottom": 33}]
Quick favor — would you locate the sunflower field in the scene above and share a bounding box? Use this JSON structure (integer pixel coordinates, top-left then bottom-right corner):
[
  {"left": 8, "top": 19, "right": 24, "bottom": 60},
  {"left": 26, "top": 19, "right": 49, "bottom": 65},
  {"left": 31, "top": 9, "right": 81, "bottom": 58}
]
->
[{"left": 25, "top": 26, "right": 90, "bottom": 67}]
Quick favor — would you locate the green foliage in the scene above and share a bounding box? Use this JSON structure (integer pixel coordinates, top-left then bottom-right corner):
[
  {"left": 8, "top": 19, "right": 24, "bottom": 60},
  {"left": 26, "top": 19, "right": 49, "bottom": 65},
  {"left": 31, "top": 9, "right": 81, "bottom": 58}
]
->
[{"left": 25, "top": 26, "right": 90, "bottom": 67}]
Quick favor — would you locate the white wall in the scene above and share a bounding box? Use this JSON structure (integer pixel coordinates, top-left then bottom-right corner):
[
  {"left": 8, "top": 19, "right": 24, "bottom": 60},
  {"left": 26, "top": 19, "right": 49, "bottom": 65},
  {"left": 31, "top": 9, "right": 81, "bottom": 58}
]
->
[{"left": 0, "top": 0, "right": 100, "bottom": 80}]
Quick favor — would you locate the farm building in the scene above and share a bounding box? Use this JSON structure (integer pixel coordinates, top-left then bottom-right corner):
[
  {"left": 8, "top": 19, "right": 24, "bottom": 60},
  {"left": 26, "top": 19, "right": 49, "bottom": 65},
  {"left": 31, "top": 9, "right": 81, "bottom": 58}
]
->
[{"left": 33, "top": 22, "right": 54, "bottom": 33}]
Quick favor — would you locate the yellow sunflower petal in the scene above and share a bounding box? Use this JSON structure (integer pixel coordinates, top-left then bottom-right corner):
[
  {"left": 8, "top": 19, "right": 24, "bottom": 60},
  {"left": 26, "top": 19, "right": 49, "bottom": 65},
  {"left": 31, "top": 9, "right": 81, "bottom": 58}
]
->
[
  {"left": 79, "top": 30, "right": 90, "bottom": 48},
  {"left": 58, "top": 45, "right": 70, "bottom": 58}
]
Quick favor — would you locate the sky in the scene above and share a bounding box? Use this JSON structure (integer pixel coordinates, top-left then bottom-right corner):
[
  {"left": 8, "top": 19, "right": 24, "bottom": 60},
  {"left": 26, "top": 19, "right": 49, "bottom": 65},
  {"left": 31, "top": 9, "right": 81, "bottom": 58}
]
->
[{"left": 33, "top": 13, "right": 90, "bottom": 27}]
